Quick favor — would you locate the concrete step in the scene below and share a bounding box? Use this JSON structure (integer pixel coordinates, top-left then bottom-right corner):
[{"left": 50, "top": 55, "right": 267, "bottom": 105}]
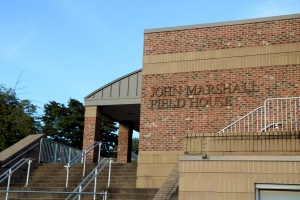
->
[{"left": 2, "top": 162, "right": 157, "bottom": 200}]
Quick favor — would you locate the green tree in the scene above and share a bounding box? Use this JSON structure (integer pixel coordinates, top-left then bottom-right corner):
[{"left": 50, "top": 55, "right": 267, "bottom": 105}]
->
[
  {"left": 41, "top": 99, "right": 118, "bottom": 157},
  {"left": 0, "top": 85, "right": 40, "bottom": 151},
  {"left": 100, "top": 116, "right": 118, "bottom": 157},
  {"left": 41, "top": 99, "right": 85, "bottom": 149},
  {"left": 132, "top": 137, "right": 139, "bottom": 154}
]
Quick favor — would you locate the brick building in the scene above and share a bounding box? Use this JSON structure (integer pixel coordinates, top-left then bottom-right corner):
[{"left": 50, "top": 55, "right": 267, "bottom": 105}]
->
[{"left": 84, "top": 13, "right": 300, "bottom": 199}]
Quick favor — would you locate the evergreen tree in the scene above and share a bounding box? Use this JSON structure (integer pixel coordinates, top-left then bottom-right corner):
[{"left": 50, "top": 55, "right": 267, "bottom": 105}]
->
[
  {"left": 41, "top": 99, "right": 118, "bottom": 157},
  {"left": 132, "top": 137, "right": 139, "bottom": 154},
  {"left": 41, "top": 99, "right": 84, "bottom": 149},
  {"left": 0, "top": 85, "right": 40, "bottom": 151}
]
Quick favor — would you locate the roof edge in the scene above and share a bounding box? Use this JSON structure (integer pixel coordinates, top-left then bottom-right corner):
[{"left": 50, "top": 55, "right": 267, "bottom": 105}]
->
[
  {"left": 84, "top": 69, "right": 142, "bottom": 99},
  {"left": 144, "top": 13, "right": 300, "bottom": 33}
]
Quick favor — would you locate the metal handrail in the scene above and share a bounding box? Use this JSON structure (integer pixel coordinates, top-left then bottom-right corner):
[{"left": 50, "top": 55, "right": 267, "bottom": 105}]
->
[
  {"left": 65, "top": 157, "right": 111, "bottom": 200},
  {"left": 219, "top": 96, "right": 300, "bottom": 133},
  {"left": 64, "top": 141, "right": 102, "bottom": 187},
  {"left": 0, "top": 190, "right": 107, "bottom": 200},
  {"left": 259, "top": 122, "right": 282, "bottom": 132},
  {"left": 264, "top": 97, "right": 300, "bottom": 132},
  {"left": 38, "top": 138, "right": 82, "bottom": 164},
  {"left": 218, "top": 106, "right": 264, "bottom": 133},
  {"left": 1, "top": 142, "right": 39, "bottom": 167},
  {"left": 0, "top": 158, "right": 34, "bottom": 200}
]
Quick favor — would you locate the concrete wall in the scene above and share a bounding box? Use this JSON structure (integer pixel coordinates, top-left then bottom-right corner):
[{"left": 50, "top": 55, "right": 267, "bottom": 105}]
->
[
  {"left": 179, "top": 156, "right": 300, "bottom": 200},
  {"left": 136, "top": 151, "right": 183, "bottom": 188},
  {"left": 184, "top": 131, "right": 300, "bottom": 156}
]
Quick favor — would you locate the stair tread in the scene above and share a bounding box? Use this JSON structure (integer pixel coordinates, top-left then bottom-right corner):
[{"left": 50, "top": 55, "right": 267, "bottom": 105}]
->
[{"left": 2, "top": 163, "right": 157, "bottom": 200}]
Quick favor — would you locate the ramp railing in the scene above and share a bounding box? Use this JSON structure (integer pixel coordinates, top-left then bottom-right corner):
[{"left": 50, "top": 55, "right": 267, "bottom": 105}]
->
[
  {"left": 0, "top": 158, "right": 34, "bottom": 200},
  {"left": 38, "top": 138, "right": 82, "bottom": 164},
  {"left": 218, "top": 97, "right": 300, "bottom": 133}
]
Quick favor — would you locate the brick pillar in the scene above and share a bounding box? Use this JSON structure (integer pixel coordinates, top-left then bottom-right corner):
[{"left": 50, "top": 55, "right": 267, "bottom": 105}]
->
[
  {"left": 117, "top": 123, "right": 133, "bottom": 163},
  {"left": 83, "top": 106, "right": 102, "bottom": 163}
]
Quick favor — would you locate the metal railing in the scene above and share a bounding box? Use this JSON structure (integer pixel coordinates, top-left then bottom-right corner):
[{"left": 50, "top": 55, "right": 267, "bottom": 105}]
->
[
  {"left": 65, "top": 157, "right": 111, "bottom": 200},
  {"left": 0, "top": 158, "right": 34, "bottom": 200},
  {"left": 264, "top": 97, "right": 300, "bottom": 132},
  {"left": 218, "top": 106, "right": 264, "bottom": 133},
  {"left": 64, "top": 141, "right": 102, "bottom": 187},
  {"left": 38, "top": 138, "right": 82, "bottom": 164},
  {"left": 0, "top": 190, "right": 107, "bottom": 200},
  {"left": 218, "top": 97, "right": 300, "bottom": 133}
]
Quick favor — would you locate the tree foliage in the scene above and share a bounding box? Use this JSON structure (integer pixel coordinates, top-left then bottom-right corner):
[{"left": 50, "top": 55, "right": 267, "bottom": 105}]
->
[
  {"left": 0, "top": 85, "right": 40, "bottom": 151},
  {"left": 41, "top": 99, "right": 118, "bottom": 157},
  {"left": 132, "top": 137, "right": 139, "bottom": 154},
  {"left": 100, "top": 116, "right": 118, "bottom": 158},
  {"left": 41, "top": 99, "right": 85, "bottom": 149}
]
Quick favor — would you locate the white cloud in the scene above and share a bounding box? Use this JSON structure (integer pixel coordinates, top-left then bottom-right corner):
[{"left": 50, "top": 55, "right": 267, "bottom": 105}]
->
[
  {"left": 238, "top": 0, "right": 300, "bottom": 19},
  {"left": 6, "top": 30, "right": 36, "bottom": 60}
]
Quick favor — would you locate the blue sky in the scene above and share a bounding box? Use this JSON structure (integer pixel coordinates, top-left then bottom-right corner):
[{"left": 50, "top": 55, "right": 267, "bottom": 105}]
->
[{"left": 0, "top": 0, "right": 299, "bottom": 136}]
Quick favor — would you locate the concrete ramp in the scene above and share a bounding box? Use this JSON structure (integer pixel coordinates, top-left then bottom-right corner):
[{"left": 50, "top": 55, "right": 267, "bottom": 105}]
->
[{"left": 154, "top": 162, "right": 179, "bottom": 200}]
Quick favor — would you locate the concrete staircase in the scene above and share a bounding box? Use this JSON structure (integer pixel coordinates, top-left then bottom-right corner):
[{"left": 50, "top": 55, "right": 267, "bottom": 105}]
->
[{"left": 0, "top": 162, "right": 158, "bottom": 200}]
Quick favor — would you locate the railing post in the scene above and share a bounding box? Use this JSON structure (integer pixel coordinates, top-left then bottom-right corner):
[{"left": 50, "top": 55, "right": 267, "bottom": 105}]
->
[
  {"left": 54, "top": 143, "right": 58, "bottom": 163},
  {"left": 68, "top": 149, "right": 72, "bottom": 163},
  {"left": 38, "top": 138, "right": 44, "bottom": 163},
  {"left": 104, "top": 191, "right": 107, "bottom": 200},
  {"left": 264, "top": 100, "right": 267, "bottom": 132},
  {"left": 107, "top": 159, "right": 112, "bottom": 188},
  {"left": 78, "top": 185, "right": 82, "bottom": 200},
  {"left": 5, "top": 169, "right": 11, "bottom": 200},
  {"left": 66, "top": 166, "right": 70, "bottom": 187},
  {"left": 82, "top": 150, "right": 86, "bottom": 177},
  {"left": 98, "top": 143, "right": 102, "bottom": 163},
  {"left": 25, "top": 159, "right": 32, "bottom": 187},
  {"left": 93, "top": 168, "right": 98, "bottom": 200}
]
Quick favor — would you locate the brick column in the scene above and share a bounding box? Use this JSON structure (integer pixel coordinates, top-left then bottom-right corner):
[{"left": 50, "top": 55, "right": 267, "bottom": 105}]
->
[
  {"left": 83, "top": 106, "right": 102, "bottom": 163},
  {"left": 117, "top": 123, "right": 132, "bottom": 163}
]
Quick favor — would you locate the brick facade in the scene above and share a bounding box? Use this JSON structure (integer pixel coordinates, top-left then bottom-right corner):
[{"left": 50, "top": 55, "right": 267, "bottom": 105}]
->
[
  {"left": 140, "top": 64, "right": 300, "bottom": 152},
  {"left": 144, "top": 18, "right": 300, "bottom": 55},
  {"left": 83, "top": 106, "right": 102, "bottom": 163},
  {"left": 117, "top": 123, "right": 132, "bottom": 163},
  {"left": 140, "top": 15, "right": 300, "bottom": 153}
]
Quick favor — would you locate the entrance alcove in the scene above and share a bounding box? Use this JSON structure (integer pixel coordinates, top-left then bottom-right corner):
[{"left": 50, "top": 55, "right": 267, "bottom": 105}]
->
[{"left": 83, "top": 69, "right": 142, "bottom": 163}]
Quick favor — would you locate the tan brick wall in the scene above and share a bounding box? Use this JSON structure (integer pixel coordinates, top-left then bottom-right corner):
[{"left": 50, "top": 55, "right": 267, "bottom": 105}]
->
[
  {"left": 179, "top": 158, "right": 300, "bottom": 200},
  {"left": 184, "top": 131, "right": 300, "bottom": 156},
  {"left": 136, "top": 151, "right": 183, "bottom": 188}
]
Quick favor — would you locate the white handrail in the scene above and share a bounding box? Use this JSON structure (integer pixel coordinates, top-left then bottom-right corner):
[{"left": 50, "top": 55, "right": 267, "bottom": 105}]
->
[
  {"left": 0, "top": 190, "right": 107, "bottom": 200},
  {"left": 0, "top": 158, "right": 34, "bottom": 200},
  {"left": 64, "top": 141, "right": 102, "bottom": 187},
  {"left": 218, "top": 106, "right": 264, "bottom": 133},
  {"left": 65, "top": 157, "right": 111, "bottom": 200},
  {"left": 218, "top": 97, "right": 300, "bottom": 133}
]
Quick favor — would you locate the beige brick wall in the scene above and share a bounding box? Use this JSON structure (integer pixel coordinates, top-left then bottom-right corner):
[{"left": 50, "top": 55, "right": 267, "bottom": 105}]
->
[
  {"left": 179, "top": 156, "right": 300, "bottom": 200},
  {"left": 184, "top": 131, "right": 300, "bottom": 156},
  {"left": 136, "top": 151, "right": 184, "bottom": 188}
]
